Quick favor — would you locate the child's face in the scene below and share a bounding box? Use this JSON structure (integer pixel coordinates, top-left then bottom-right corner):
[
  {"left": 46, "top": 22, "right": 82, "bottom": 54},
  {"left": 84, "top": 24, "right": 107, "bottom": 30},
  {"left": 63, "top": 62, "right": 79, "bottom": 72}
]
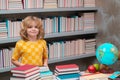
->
[{"left": 27, "top": 21, "right": 39, "bottom": 39}]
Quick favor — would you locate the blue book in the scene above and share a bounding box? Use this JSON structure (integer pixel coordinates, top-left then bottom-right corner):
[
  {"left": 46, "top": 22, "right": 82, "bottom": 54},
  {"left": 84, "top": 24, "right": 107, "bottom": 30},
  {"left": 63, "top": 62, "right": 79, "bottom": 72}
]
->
[
  {"left": 56, "top": 73, "right": 80, "bottom": 80},
  {"left": 5, "top": 19, "right": 10, "bottom": 37},
  {"left": 108, "top": 71, "right": 120, "bottom": 79},
  {"left": 40, "top": 70, "right": 53, "bottom": 77}
]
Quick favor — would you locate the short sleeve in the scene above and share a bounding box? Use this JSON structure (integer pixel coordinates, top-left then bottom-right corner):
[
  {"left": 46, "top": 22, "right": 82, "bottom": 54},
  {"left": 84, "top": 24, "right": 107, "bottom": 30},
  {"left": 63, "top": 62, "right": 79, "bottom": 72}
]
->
[
  {"left": 42, "top": 39, "right": 48, "bottom": 59},
  {"left": 12, "top": 41, "right": 22, "bottom": 61}
]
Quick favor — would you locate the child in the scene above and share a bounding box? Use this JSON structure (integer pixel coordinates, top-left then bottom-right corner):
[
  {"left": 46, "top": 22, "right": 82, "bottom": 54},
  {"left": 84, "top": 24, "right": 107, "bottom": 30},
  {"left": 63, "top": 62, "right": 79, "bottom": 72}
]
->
[{"left": 11, "top": 16, "right": 48, "bottom": 67}]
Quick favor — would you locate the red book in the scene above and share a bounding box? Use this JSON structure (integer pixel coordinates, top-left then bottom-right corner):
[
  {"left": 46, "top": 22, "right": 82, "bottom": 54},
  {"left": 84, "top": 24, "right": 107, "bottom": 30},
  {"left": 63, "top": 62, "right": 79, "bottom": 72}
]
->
[
  {"left": 55, "top": 64, "right": 79, "bottom": 72},
  {"left": 11, "top": 64, "right": 39, "bottom": 74}
]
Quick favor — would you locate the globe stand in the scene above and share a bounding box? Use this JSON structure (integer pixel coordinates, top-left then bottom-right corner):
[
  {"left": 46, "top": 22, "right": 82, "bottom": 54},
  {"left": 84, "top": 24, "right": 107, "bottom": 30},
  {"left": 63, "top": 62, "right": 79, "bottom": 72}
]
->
[{"left": 99, "top": 64, "right": 114, "bottom": 73}]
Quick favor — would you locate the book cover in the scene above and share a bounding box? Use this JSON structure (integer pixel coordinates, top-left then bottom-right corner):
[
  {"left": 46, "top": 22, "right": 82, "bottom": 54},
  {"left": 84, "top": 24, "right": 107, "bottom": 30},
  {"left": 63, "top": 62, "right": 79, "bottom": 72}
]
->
[
  {"left": 55, "top": 64, "right": 79, "bottom": 72},
  {"left": 12, "top": 69, "right": 40, "bottom": 77},
  {"left": 56, "top": 73, "right": 80, "bottom": 80},
  {"left": 11, "top": 64, "right": 39, "bottom": 74}
]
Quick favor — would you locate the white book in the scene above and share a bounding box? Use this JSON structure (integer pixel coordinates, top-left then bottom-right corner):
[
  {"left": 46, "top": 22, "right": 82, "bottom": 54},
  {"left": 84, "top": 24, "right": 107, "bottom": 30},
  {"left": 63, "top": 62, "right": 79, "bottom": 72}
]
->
[
  {"left": 54, "top": 70, "right": 80, "bottom": 76},
  {"left": 10, "top": 73, "right": 40, "bottom": 80},
  {"left": 39, "top": 66, "right": 49, "bottom": 72},
  {"left": 12, "top": 69, "right": 40, "bottom": 77}
]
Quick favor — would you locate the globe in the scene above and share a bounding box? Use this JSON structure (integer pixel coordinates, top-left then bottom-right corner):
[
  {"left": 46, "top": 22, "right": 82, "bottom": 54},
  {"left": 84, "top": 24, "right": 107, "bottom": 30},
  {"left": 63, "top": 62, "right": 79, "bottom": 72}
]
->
[{"left": 96, "top": 43, "right": 119, "bottom": 66}]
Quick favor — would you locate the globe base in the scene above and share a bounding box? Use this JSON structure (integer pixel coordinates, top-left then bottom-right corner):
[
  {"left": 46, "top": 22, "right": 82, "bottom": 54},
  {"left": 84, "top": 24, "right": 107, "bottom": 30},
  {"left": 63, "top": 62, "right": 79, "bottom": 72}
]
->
[{"left": 99, "top": 64, "right": 114, "bottom": 73}]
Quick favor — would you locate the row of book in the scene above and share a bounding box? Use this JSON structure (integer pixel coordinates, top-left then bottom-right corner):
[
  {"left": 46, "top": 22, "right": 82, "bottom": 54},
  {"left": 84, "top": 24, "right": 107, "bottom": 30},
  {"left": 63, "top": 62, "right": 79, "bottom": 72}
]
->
[
  {"left": 0, "top": 48, "right": 14, "bottom": 69},
  {"left": 0, "top": 0, "right": 96, "bottom": 10},
  {"left": 48, "top": 38, "right": 96, "bottom": 59},
  {"left": 0, "top": 13, "right": 95, "bottom": 38},
  {"left": 0, "top": 38, "right": 96, "bottom": 69}
]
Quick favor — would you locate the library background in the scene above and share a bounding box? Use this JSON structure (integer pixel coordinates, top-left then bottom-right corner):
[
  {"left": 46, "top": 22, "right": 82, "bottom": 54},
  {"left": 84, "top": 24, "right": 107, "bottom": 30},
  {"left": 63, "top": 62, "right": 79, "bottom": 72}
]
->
[{"left": 0, "top": 0, "right": 120, "bottom": 80}]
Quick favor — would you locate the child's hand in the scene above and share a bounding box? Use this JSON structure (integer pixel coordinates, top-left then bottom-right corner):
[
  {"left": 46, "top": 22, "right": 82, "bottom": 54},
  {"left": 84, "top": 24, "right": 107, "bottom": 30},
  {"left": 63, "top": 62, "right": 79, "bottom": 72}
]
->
[
  {"left": 20, "top": 63, "right": 25, "bottom": 66},
  {"left": 43, "top": 63, "right": 48, "bottom": 67}
]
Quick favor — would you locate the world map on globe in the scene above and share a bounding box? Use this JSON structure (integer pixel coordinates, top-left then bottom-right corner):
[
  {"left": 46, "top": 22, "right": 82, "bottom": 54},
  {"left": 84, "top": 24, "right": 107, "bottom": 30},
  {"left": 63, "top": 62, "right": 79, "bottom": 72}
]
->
[{"left": 96, "top": 43, "right": 119, "bottom": 65}]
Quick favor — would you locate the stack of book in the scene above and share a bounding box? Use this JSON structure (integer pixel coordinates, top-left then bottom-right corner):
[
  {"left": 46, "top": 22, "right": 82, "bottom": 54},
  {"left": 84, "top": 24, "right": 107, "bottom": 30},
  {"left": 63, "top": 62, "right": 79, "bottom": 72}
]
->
[
  {"left": 10, "top": 64, "right": 40, "bottom": 80},
  {"left": 38, "top": 66, "right": 55, "bottom": 80},
  {"left": 55, "top": 64, "right": 80, "bottom": 80}
]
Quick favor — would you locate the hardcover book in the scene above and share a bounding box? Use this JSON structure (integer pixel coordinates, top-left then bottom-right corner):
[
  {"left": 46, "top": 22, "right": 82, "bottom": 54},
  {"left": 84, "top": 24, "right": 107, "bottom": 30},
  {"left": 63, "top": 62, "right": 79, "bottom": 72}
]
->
[
  {"left": 12, "top": 69, "right": 40, "bottom": 77},
  {"left": 108, "top": 71, "right": 120, "bottom": 80},
  {"left": 10, "top": 73, "right": 40, "bottom": 80},
  {"left": 40, "top": 70, "right": 53, "bottom": 77},
  {"left": 54, "top": 69, "right": 80, "bottom": 76},
  {"left": 56, "top": 73, "right": 80, "bottom": 80},
  {"left": 11, "top": 64, "right": 39, "bottom": 74},
  {"left": 55, "top": 64, "right": 79, "bottom": 72}
]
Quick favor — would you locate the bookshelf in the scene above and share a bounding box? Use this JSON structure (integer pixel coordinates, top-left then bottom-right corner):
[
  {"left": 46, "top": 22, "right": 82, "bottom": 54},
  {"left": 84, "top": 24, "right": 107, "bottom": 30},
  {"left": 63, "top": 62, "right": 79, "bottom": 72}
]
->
[{"left": 0, "top": 1, "right": 98, "bottom": 73}]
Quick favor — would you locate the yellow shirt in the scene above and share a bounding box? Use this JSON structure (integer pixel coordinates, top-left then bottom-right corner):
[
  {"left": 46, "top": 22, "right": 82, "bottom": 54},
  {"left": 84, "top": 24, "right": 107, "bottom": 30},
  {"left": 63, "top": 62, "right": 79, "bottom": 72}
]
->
[{"left": 12, "top": 39, "right": 48, "bottom": 66}]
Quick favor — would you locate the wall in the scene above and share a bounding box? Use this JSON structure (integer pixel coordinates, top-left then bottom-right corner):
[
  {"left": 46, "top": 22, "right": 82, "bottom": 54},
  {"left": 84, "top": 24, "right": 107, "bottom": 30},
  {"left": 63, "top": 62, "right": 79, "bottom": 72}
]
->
[
  {"left": 96, "top": 0, "right": 120, "bottom": 49},
  {"left": 95, "top": 0, "right": 120, "bottom": 70}
]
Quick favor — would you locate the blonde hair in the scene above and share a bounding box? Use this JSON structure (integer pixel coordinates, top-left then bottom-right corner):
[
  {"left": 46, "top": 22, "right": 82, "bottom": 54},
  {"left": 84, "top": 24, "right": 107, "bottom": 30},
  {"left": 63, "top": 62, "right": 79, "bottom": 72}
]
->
[{"left": 20, "top": 16, "right": 44, "bottom": 41}]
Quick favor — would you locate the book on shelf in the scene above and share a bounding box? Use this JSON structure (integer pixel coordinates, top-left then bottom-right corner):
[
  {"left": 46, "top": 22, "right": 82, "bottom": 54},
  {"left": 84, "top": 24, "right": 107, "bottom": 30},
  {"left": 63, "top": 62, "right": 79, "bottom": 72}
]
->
[
  {"left": 54, "top": 69, "right": 80, "bottom": 76},
  {"left": 11, "top": 64, "right": 39, "bottom": 74},
  {"left": 55, "top": 64, "right": 79, "bottom": 72},
  {"left": 10, "top": 73, "right": 40, "bottom": 80},
  {"left": 12, "top": 69, "right": 40, "bottom": 77},
  {"left": 0, "top": 51, "right": 3, "bottom": 68},
  {"left": 56, "top": 73, "right": 80, "bottom": 80}
]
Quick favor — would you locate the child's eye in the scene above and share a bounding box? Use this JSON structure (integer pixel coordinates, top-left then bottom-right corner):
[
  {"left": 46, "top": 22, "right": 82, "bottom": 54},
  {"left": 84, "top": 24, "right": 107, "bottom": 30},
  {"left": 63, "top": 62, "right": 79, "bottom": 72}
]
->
[
  {"left": 28, "top": 26, "right": 32, "bottom": 28},
  {"left": 35, "top": 26, "right": 39, "bottom": 29},
  {"left": 35, "top": 26, "right": 38, "bottom": 28}
]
